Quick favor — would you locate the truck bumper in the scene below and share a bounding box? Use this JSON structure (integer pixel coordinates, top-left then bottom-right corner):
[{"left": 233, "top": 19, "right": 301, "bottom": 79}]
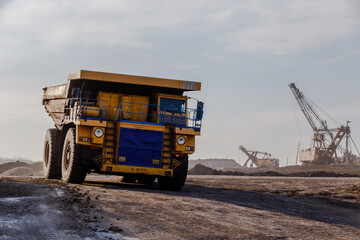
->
[{"left": 100, "top": 164, "right": 173, "bottom": 176}]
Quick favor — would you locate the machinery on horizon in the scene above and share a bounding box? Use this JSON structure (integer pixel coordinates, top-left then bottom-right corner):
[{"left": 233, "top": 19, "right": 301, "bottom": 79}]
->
[
  {"left": 239, "top": 145, "right": 279, "bottom": 168},
  {"left": 289, "top": 82, "right": 359, "bottom": 165}
]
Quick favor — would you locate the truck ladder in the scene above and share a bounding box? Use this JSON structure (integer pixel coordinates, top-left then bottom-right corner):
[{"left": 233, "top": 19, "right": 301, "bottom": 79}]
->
[
  {"left": 162, "top": 128, "right": 172, "bottom": 168},
  {"left": 104, "top": 121, "right": 116, "bottom": 163}
]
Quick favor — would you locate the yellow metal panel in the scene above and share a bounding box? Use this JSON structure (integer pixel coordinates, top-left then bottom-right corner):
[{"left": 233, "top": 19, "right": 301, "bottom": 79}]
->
[
  {"left": 83, "top": 106, "right": 100, "bottom": 118},
  {"left": 129, "top": 95, "right": 149, "bottom": 121},
  {"left": 121, "top": 96, "right": 131, "bottom": 119},
  {"left": 76, "top": 125, "right": 91, "bottom": 145},
  {"left": 100, "top": 164, "right": 173, "bottom": 176},
  {"left": 97, "top": 92, "right": 122, "bottom": 120},
  {"left": 103, "top": 72, "right": 184, "bottom": 89},
  {"left": 175, "top": 135, "right": 187, "bottom": 152},
  {"left": 175, "top": 127, "right": 201, "bottom": 136},
  {"left": 79, "top": 70, "right": 104, "bottom": 81},
  {"left": 91, "top": 127, "right": 105, "bottom": 144},
  {"left": 156, "top": 93, "right": 188, "bottom": 101},
  {"left": 76, "top": 125, "right": 104, "bottom": 147},
  {"left": 185, "top": 135, "right": 195, "bottom": 153},
  {"left": 68, "top": 70, "right": 201, "bottom": 91},
  {"left": 79, "top": 119, "right": 107, "bottom": 127}
]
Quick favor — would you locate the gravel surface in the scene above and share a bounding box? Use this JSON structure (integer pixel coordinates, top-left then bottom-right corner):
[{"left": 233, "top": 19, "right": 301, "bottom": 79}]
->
[{"left": 1, "top": 175, "right": 359, "bottom": 240}]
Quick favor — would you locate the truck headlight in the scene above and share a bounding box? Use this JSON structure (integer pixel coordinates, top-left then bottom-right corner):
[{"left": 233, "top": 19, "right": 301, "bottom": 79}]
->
[
  {"left": 177, "top": 136, "right": 186, "bottom": 145},
  {"left": 94, "top": 128, "right": 104, "bottom": 138}
]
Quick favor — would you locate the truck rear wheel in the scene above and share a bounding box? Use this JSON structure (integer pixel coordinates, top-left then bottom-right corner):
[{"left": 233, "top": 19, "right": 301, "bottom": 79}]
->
[
  {"left": 158, "top": 155, "right": 188, "bottom": 191},
  {"left": 43, "top": 128, "right": 61, "bottom": 179},
  {"left": 61, "top": 128, "right": 86, "bottom": 183}
]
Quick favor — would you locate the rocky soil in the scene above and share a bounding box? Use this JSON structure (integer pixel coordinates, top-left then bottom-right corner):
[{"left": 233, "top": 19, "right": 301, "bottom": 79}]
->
[{"left": 2, "top": 175, "right": 359, "bottom": 240}]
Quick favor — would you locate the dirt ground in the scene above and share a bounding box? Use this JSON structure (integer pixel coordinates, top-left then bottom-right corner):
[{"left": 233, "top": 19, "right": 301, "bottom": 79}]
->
[
  {"left": 0, "top": 179, "right": 97, "bottom": 240},
  {"left": 1, "top": 175, "right": 360, "bottom": 240}
]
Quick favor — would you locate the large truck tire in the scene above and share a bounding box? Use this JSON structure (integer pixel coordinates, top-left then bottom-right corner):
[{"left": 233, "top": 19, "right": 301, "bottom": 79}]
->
[
  {"left": 43, "top": 128, "right": 61, "bottom": 179},
  {"left": 61, "top": 128, "right": 86, "bottom": 183},
  {"left": 158, "top": 155, "right": 188, "bottom": 191},
  {"left": 137, "top": 175, "right": 156, "bottom": 184}
]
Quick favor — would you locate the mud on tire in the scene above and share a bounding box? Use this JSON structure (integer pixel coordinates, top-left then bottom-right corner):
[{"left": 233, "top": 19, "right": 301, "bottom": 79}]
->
[
  {"left": 43, "top": 128, "right": 61, "bottom": 179},
  {"left": 61, "top": 128, "right": 86, "bottom": 183},
  {"left": 158, "top": 155, "right": 188, "bottom": 191}
]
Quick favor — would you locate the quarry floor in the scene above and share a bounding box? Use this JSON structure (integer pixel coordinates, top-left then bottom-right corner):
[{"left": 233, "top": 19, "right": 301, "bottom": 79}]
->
[{"left": 1, "top": 175, "right": 360, "bottom": 240}]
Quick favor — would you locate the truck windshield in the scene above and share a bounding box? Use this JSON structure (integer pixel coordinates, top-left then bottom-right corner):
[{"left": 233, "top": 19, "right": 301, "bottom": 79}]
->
[{"left": 160, "top": 98, "right": 186, "bottom": 114}]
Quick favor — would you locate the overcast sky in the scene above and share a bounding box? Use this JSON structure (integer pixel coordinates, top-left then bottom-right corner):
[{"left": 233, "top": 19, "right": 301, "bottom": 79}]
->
[{"left": 0, "top": 0, "right": 359, "bottom": 165}]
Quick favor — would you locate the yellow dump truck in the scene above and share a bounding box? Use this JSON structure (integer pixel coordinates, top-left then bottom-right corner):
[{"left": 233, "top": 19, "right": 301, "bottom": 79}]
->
[{"left": 42, "top": 70, "right": 204, "bottom": 190}]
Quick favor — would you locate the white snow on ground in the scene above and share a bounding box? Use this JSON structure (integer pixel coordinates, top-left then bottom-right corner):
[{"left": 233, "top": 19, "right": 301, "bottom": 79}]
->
[
  {"left": 54, "top": 188, "right": 64, "bottom": 197},
  {"left": 0, "top": 196, "right": 39, "bottom": 203}
]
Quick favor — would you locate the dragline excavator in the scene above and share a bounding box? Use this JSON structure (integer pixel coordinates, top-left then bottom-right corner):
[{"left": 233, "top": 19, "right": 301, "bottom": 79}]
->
[
  {"left": 289, "top": 83, "right": 359, "bottom": 165},
  {"left": 239, "top": 145, "right": 279, "bottom": 168}
]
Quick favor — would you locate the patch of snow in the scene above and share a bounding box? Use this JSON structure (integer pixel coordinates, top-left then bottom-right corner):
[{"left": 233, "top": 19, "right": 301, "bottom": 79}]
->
[
  {"left": 54, "top": 188, "right": 64, "bottom": 197},
  {"left": 0, "top": 219, "right": 21, "bottom": 230},
  {"left": 0, "top": 196, "right": 39, "bottom": 203}
]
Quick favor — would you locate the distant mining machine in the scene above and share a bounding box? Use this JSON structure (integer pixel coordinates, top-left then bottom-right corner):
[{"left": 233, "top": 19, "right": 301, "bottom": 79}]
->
[
  {"left": 289, "top": 83, "right": 360, "bottom": 165},
  {"left": 239, "top": 145, "right": 279, "bottom": 168}
]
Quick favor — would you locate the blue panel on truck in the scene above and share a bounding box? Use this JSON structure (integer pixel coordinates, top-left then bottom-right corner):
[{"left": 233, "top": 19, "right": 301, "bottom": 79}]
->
[{"left": 117, "top": 128, "right": 163, "bottom": 168}]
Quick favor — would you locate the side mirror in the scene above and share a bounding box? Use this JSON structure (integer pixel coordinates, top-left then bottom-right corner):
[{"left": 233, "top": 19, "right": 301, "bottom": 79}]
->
[{"left": 196, "top": 101, "right": 204, "bottom": 120}]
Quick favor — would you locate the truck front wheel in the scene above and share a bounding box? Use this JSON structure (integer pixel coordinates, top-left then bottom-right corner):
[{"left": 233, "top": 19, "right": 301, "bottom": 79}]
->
[
  {"left": 61, "top": 128, "right": 86, "bottom": 183},
  {"left": 43, "top": 128, "right": 61, "bottom": 179},
  {"left": 158, "top": 155, "right": 188, "bottom": 191}
]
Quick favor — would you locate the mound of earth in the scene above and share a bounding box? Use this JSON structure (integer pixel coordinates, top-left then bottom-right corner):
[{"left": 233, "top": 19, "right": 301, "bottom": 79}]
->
[
  {"left": 188, "top": 165, "right": 360, "bottom": 178},
  {"left": 189, "top": 159, "right": 242, "bottom": 169},
  {"left": 30, "top": 162, "right": 43, "bottom": 172},
  {"left": 0, "top": 167, "right": 39, "bottom": 176},
  {"left": 249, "top": 171, "right": 284, "bottom": 176},
  {"left": 0, "top": 161, "right": 29, "bottom": 173},
  {"left": 0, "top": 157, "right": 34, "bottom": 164},
  {"left": 0, "top": 161, "right": 43, "bottom": 174},
  {"left": 188, "top": 164, "right": 221, "bottom": 175},
  {"left": 287, "top": 171, "right": 360, "bottom": 177}
]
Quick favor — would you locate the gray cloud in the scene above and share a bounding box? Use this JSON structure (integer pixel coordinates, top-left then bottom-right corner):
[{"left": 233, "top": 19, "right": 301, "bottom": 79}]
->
[
  {"left": 0, "top": 0, "right": 359, "bottom": 165},
  {"left": 220, "top": 1, "right": 360, "bottom": 55}
]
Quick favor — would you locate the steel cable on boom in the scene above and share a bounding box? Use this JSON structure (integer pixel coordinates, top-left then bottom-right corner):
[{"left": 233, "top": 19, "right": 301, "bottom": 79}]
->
[
  {"left": 307, "top": 97, "right": 341, "bottom": 126},
  {"left": 350, "top": 134, "right": 360, "bottom": 155}
]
